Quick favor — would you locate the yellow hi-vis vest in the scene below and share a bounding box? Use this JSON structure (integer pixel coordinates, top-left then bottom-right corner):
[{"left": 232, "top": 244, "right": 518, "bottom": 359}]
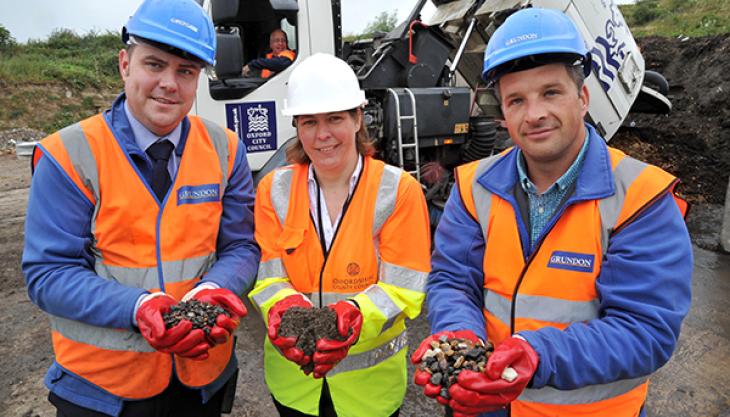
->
[{"left": 250, "top": 157, "right": 431, "bottom": 417}]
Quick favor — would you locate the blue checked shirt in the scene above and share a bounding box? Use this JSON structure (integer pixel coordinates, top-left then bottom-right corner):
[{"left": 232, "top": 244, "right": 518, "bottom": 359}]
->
[{"left": 517, "top": 133, "right": 590, "bottom": 247}]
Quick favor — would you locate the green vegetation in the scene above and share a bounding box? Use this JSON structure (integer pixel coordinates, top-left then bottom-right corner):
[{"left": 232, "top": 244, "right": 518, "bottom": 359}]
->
[
  {"left": 0, "top": 28, "right": 123, "bottom": 90},
  {"left": 620, "top": 0, "right": 730, "bottom": 37},
  {"left": 0, "top": 24, "right": 16, "bottom": 52},
  {"left": 0, "top": 28, "right": 123, "bottom": 131},
  {"left": 344, "top": 10, "right": 399, "bottom": 42}
]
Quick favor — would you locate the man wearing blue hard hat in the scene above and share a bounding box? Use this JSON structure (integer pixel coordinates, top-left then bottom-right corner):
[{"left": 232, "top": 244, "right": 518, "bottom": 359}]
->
[
  {"left": 22, "top": 0, "right": 260, "bottom": 416},
  {"left": 413, "top": 7, "right": 692, "bottom": 417}
]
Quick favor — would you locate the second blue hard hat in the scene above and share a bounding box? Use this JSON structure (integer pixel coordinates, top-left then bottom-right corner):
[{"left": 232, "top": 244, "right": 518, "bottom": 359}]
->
[
  {"left": 122, "top": 0, "right": 216, "bottom": 66},
  {"left": 482, "top": 8, "right": 590, "bottom": 85}
]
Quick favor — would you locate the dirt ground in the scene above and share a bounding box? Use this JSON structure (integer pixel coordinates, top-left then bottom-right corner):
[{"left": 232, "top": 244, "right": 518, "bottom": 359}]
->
[
  {"left": 610, "top": 34, "right": 730, "bottom": 207},
  {"left": 1, "top": 34, "right": 729, "bottom": 416}
]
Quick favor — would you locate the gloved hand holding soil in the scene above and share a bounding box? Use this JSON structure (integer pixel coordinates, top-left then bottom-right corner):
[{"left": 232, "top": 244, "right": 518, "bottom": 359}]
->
[{"left": 278, "top": 306, "right": 351, "bottom": 374}]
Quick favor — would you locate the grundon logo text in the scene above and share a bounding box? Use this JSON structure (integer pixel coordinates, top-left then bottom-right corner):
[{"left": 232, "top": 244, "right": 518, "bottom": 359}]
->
[
  {"left": 547, "top": 251, "right": 595, "bottom": 273},
  {"left": 177, "top": 184, "right": 221, "bottom": 205}
]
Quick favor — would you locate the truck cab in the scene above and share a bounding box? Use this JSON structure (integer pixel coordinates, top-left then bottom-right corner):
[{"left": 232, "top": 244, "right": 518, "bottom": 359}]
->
[{"left": 192, "top": 0, "right": 337, "bottom": 173}]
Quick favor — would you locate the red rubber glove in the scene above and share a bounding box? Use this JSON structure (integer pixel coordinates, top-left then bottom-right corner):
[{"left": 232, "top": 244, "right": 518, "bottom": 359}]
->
[
  {"left": 267, "top": 294, "right": 313, "bottom": 366},
  {"left": 189, "top": 287, "right": 247, "bottom": 345},
  {"left": 410, "top": 330, "right": 481, "bottom": 406},
  {"left": 312, "top": 300, "right": 363, "bottom": 378},
  {"left": 136, "top": 293, "right": 210, "bottom": 360},
  {"left": 449, "top": 336, "right": 539, "bottom": 413}
]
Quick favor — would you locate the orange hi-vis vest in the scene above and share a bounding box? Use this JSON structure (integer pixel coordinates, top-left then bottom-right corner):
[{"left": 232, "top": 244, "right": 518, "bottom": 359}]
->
[
  {"left": 250, "top": 156, "right": 430, "bottom": 417},
  {"left": 38, "top": 114, "right": 239, "bottom": 399},
  {"left": 456, "top": 147, "right": 683, "bottom": 417},
  {"left": 261, "top": 49, "right": 296, "bottom": 78}
]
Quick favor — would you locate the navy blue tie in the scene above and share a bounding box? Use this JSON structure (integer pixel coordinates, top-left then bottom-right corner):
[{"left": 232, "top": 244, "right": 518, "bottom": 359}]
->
[{"left": 147, "top": 140, "right": 174, "bottom": 201}]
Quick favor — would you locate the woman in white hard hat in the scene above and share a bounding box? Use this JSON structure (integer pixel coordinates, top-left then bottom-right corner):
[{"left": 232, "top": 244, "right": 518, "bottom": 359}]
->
[{"left": 249, "top": 53, "right": 432, "bottom": 417}]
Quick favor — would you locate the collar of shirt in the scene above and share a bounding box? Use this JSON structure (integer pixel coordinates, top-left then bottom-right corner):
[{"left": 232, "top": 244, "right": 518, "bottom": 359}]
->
[
  {"left": 123, "top": 100, "right": 182, "bottom": 157},
  {"left": 307, "top": 153, "right": 363, "bottom": 198},
  {"left": 517, "top": 132, "right": 590, "bottom": 196},
  {"left": 307, "top": 154, "right": 363, "bottom": 249}
]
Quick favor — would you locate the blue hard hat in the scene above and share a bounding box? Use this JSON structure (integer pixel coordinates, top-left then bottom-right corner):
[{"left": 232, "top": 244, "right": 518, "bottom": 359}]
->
[
  {"left": 122, "top": 0, "right": 216, "bottom": 66},
  {"left": 482, "top": 8, "right": 590, "bottom": 85}
]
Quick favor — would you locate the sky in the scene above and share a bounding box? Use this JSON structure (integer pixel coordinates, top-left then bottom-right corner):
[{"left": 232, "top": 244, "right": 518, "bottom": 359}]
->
[{"left": 0, "top": 0, "right": 432, "bottom": 43}]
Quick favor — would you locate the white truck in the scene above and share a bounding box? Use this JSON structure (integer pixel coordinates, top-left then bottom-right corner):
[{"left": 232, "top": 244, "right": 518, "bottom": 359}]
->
[{"left": 192, "top": 0, "right": 671, "bottom": 222}]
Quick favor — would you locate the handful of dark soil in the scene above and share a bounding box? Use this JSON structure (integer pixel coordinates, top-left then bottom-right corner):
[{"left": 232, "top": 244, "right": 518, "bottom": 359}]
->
[
  {"left": 162, "top": 299, "right": 229, "bottom": 336},
  {"left": 278, "top": 306, "right": 349, "bottom": 373},
  {"left": 418, "top": 336, "right": 494, "bottom": 400}
]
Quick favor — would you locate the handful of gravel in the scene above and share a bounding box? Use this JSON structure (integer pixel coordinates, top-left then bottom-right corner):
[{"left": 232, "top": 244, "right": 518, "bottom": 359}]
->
[
  {"left": 417, "top": 336, "right": 494, "bottom": 400},
  {"left": 162, "top": 299, "right": 229, "bottom": 336}
]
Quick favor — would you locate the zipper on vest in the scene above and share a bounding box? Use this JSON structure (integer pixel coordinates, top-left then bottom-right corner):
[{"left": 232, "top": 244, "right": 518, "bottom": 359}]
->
[
  {"left": 312, "top": 166, "right": 364, "bottom": 307},
  {"left": 508, "top": 194, "right": 580, "bottom": 335},
  {"left": 506, "top": 208, "right": 565, "bottom": 417}
]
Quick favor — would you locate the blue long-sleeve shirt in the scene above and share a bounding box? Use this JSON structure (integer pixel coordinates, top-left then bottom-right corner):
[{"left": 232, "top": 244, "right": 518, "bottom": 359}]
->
[
  {"left": 22, "top": 94, "right": 260, "bottom": 414},
  {"left": 427, "top": 125, "right": 692, "bottom": 416}
]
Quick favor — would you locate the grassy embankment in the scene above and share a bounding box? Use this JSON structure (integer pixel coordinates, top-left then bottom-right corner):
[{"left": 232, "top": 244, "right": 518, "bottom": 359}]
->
[
  {"left": 621, "top": 0, "right": 729, "bottom": 37},
  {"left": 0, "top": 0, "right": 728, "bottom": 132},
  {"left": 0, "top": 30, "right": 122, "bottom": 132}
]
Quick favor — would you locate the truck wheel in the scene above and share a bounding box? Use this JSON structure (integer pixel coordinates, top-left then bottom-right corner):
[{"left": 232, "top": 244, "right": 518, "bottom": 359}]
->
[{"left": 644, "top": 70, "right": 670, "bottom": 96}]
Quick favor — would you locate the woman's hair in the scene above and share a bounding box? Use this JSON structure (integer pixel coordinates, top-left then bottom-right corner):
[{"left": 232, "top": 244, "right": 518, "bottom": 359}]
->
[{"left": 286, "top": 107, "right": 375, "bottom": 164}]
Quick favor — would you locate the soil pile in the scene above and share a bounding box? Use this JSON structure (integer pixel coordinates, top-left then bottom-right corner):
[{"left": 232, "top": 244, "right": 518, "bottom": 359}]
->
[
  {"left": 278, "top": 306, "right": 346, "bottom": 373},
  {"left": 611, "top": 34, "right": 730, "bottom": 204}
]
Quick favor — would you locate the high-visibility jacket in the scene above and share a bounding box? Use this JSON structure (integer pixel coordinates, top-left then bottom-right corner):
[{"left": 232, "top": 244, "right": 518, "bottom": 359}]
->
[
  {"left": 250, "top": 156, "right": 431, "bottom": 417},
  {"left": 261, "top": 49, "right": 296, "bottom": 78},
  {"left": 427, "top": 124, "right": 692, "bottom": 417},
  {"left": 36, "top": 112, "right": 239, "bottom": 399}
]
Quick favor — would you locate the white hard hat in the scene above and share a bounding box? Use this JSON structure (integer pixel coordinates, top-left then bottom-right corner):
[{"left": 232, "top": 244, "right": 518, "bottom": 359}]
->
[{"left": 282, "top": 53, "right": 367, "bottom": 116}]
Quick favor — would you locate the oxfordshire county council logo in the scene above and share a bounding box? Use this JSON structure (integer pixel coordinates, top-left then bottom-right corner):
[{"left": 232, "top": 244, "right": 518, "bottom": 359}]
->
[{"left": 347, "top": 262, "right": 360, "bottom": 276}]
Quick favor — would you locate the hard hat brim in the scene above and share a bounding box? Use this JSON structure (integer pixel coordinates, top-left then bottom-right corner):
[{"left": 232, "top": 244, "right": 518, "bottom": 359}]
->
[{"left": 282, "top": 94, "right": 368, "bottom": 117}]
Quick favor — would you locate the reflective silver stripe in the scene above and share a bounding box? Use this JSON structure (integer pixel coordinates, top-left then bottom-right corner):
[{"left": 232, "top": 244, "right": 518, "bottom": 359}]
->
[
  {"left": 49, "top": 315, "right": 153, "bottom": 352},
  {"left": 328, "top": 329, "right": 408, "bottom": 376},
  {"left": 305, "top": 292, "right": 359, "bottom": 308},
  {"left": 250, "top": 280, "right": 295, "bottom": 308},
  {"left": 519, "top": 376, "right": 648, "bottom": 404},
  {"left": 379, "top": 261, "right": 427, "bottom": 293},
  {"left": 373, "top": 165, "right": 402, "bottom": 234},
  {"left": 59, "top": 123, "right": 100, "bottom": 202},
  {"left": 363, "top": 284, "right": 403, "bottom": 334},
  {"left": 58, "top": 123, "right": 104, "bottom": 238},
  {"left": 271, "top": 169, "right": 294, "bottom": 225},
  {"left": 598, "top": 156, "right": 647, "bottom": 254},
  {"left": 257, "top": 258, "right": 287, "bottom": 281},
  {"left": 470, "top": 155, "right": 501, "bottom": 242},
  {"left": 484, "top": 291, "right": 599, "bottom": 324},
  {"left": 94, "top": 253, "right": 216, "bottom": 289},
  {"left": 200, "top": 118, "right": 230, "bottom": 191},
  {"left": 484, "top": 291, "right": 511, "bottom": 326}
]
